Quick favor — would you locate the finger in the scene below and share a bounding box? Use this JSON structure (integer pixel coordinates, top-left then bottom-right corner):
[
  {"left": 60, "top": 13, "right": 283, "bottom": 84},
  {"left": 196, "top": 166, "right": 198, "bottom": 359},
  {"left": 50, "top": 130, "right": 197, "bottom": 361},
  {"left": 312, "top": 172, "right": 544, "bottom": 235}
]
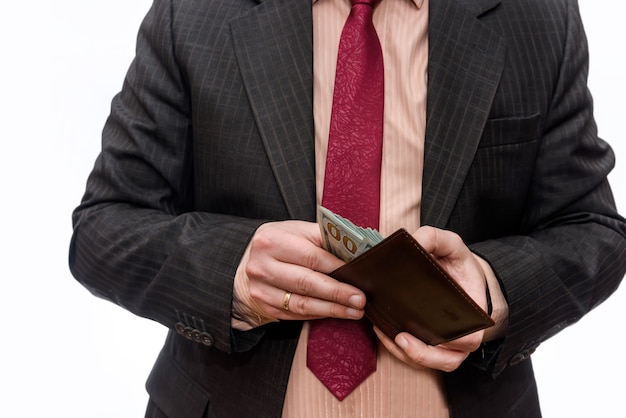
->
[
  {"left": 373, "top": 327, "right": 426, "bottom": 369},
  {"left": 246, "top": 265, "right": 365, "bottom": 318},
  {"left": 252, "top": 221, "right": 344, "bottom": 273},
  {"left": 286, "top": 291, "right": 364, "bottom": 319},
  {"left": 438, "top": 331, "right": 484, "bottom": 353},
  {"left": 245, "top": 221, "right": 366, "bottom": 318},
  {"left": 411, "top": 226, "right": 488, "bottom": 308},
  {"left": 413, "top": 226, "right": 466, "bottom": 260},
  {"left": 394, "top": 332, "right": 470, "bottom": 372},
  {"left": 247, "top": 255, "right": 365, "bottom": 309},
  {"left": 256, "top": 284, "right": 365, "bottom": 321},
  {"left": 284, "top": 291, "right": 365, "bottom": 320}
]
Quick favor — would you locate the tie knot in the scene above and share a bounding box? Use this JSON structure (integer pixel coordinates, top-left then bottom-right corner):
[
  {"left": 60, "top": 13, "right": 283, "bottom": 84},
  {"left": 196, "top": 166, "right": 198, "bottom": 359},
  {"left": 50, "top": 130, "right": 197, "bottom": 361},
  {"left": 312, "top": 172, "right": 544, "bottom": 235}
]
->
[{"left": 351, "top": 0, "right": 380, "bottom": 8}]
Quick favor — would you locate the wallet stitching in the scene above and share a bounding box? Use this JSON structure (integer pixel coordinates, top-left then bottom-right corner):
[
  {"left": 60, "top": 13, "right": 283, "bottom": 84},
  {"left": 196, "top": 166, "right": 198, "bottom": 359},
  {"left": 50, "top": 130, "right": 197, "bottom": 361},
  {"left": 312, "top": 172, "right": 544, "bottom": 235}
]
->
[
  {"left": 401, "top": 230, "right": 490, "bottom": 318},
  {"left": 333, "top": 229, "right": 492, "bottom": 345}
]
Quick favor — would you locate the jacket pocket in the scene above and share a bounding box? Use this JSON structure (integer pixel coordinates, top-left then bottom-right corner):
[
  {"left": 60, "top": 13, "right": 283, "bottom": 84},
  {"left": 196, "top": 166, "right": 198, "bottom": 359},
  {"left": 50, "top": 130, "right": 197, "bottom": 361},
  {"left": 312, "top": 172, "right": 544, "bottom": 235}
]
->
[
  {"left": 449, "top": 114, "right": 542, "bottom": 242},
  {"left": 478, "top": 113, "right": 541, "bottom": 148}
]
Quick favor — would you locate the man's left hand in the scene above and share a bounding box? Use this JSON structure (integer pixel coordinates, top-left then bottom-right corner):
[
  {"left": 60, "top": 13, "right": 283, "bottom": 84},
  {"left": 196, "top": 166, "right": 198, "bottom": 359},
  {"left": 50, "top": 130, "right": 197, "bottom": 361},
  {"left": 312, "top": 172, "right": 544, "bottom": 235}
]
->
[{"left": 374, "top": 226, "right": 489, "bottom": 372}]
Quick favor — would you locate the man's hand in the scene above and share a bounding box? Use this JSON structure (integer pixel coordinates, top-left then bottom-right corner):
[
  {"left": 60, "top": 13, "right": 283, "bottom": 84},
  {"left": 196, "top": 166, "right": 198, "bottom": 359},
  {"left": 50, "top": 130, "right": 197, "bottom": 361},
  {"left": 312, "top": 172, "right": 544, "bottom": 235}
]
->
[
  {"left": 237, "top": 220, "right": 366, "bottom": 324},
  {"left": 375, "top": 226, "right": 490, "bottom": 372}
]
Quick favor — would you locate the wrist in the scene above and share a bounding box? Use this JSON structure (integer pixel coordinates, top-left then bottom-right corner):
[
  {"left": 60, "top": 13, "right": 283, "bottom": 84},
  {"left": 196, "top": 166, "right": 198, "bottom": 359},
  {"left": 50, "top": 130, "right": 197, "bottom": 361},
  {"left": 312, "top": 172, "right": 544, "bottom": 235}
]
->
[{"left": 231, "top": 244, "right": 277, "bottom": 330}]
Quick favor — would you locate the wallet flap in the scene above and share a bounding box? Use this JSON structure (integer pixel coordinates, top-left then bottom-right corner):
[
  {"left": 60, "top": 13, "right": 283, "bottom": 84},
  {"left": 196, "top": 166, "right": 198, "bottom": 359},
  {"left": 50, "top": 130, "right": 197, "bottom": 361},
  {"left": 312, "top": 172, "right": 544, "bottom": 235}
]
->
[{"left": 330, "top": 229, "right": 494, "bottom": 345}]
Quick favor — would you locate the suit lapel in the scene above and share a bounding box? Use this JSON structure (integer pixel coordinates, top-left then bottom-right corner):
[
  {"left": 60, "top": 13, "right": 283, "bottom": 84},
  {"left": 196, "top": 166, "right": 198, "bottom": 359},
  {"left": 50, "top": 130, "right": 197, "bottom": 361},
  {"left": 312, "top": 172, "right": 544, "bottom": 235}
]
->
[
  {"left": 230, "top": 0, "right": 506, "bottom": 227},
  {"left": 422, "top": 0, "right": 506, "bottom": 228},
  {"left": 230, "top": 0, "right": 316, "bottom": 221}
]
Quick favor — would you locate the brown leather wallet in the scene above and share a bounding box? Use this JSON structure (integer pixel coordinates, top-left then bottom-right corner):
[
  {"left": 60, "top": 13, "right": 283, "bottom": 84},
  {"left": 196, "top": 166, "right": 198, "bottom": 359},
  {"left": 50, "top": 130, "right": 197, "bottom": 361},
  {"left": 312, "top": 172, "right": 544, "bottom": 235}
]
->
[{"left": 329, "top": 229, "right": 494, "bottom": 345}]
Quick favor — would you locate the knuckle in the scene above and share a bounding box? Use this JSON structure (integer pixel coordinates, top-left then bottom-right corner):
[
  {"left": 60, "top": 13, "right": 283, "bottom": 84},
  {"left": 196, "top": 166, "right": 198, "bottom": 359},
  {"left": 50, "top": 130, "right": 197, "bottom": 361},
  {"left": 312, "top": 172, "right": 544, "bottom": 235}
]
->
[
  {"left": 443, "top": 358, "right": 464, "bottom": 373},
  {"left": 295, "top": 295, "right": 309, "bottom": 313},
  {"left": 247, "top": 285, "right": 264, "bottom": 303},
  {"left": 244, "top": 258, "right": 264, "bottom": 280},
  {"left": 330, "top": 286, "right": 344, "bottom": 304},
  {"left": 441, "top": 365, "right": 454, "bottom": 373},
  {"left": 250, "top": 226, "right": 275, "bottom": 252},
  {"left": 444, "top": 350, "right": 469, "bottom": 372},
  {"left": 418, "top": 225, "right": 437, "bottom": 242},
  {"left": 408, "top": 350, "right": 427, "bottom": 366},
  {"left": 448, "top": 230, "right": 464, "bottom": 245},
  {"left": 301, "top": 246, "right": 320, "bottom": 271},
  {"left": 327, "top": 303, "right": 342, "bottom": 318},
  {"left": 295, "top": 274, "right": 313, "bottom": 294},
  {"left": 441, "top": 361, "right": 457, "bottom": 373}
]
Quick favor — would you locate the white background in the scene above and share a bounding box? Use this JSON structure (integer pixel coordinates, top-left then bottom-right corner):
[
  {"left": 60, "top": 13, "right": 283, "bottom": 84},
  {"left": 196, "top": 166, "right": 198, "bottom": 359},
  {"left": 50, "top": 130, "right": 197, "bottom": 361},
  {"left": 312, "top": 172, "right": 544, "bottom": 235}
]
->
[{"left": 0, "top": 1, "right": 623, "bottom": 417}]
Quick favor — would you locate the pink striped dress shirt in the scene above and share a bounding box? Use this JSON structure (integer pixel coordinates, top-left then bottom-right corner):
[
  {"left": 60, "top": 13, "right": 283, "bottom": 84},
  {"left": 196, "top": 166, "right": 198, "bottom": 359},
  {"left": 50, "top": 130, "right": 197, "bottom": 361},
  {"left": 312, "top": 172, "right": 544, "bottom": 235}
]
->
[{"left": 282, "top": 1, "right": 450, "bottom": 417}]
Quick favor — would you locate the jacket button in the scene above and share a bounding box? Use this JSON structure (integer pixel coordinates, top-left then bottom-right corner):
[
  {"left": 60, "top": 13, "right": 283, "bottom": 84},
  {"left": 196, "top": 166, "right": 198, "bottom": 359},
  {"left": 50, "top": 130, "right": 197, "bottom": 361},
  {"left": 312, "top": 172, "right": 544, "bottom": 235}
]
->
[
  {"left": 184, "top": 327, "right": 195, "bottom": 340},
  {"left": 174, "top": 322, "right": 213, "bottom": 347},
  {"left": 175, "top": 322, "right": 186, "bottom": 336},
  {"left": 509, "top": 353, "right": 525, "bottom": 366},
  {"left": 200, "top": 332, "right": 214, "bottom": 347},
  {"left": 191, "top": 329, "right": 203, "bottom": 343},
  {"left": 509, "top": 349, "right": 535, "bottom": 366}
]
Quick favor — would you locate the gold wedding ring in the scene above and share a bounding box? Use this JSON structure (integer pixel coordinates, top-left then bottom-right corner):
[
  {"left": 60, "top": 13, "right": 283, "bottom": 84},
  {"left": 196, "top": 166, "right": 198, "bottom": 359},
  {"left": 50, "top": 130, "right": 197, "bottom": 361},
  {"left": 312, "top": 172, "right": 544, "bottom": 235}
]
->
[{"left": 283, "top": 291, "right": 292, "bottom": 311}]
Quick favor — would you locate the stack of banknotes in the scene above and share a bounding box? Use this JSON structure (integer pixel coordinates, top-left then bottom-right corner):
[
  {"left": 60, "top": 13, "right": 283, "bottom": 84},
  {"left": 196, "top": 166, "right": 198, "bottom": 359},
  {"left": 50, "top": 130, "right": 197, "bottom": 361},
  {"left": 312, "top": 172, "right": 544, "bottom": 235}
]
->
[{"left": 317, "top": 206, "right": 384, "bottom": 262}]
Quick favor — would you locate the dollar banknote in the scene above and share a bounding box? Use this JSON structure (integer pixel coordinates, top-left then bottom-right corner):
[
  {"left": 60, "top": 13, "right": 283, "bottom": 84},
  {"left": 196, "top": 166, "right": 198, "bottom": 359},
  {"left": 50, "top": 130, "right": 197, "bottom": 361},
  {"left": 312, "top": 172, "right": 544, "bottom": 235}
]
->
[{"left": 317, "top": 206, "right": 383, "bottom": 262}]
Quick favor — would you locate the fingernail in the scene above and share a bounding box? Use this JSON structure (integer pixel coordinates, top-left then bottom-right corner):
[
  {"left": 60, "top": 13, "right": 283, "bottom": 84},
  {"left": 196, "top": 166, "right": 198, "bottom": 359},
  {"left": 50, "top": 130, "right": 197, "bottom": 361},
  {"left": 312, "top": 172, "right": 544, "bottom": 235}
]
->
[
  {"left": 348, "top": 294, "right": 364, "bottom": 308},
  {"left": 397, "top": 335, "right": 409, "bottom": 349},
  {"left": 346, "top": 308, "right": 362, "bottom": 319}
]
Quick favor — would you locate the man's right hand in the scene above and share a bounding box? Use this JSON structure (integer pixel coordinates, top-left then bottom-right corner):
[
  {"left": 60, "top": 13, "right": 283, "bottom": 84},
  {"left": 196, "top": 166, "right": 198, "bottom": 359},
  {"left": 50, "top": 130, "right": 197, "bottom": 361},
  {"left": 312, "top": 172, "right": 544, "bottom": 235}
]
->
[{"left": 232, "top": 220, "right": 366, "bottom": 328}]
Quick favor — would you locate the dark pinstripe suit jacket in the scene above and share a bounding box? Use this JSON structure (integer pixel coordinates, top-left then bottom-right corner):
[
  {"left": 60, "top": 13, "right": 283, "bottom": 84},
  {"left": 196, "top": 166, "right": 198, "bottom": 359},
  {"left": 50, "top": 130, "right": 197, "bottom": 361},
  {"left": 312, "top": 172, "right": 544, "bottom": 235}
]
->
[{"left": 70, "top": 0, "right": 626, "bottom": 416}]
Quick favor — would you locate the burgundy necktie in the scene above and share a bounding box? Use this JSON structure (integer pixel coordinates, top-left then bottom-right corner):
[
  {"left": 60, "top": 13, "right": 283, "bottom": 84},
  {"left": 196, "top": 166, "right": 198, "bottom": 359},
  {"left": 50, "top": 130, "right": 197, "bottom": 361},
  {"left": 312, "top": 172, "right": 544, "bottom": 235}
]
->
[{"left": 307, "top": 0, "right": 383, "bottom": 401}]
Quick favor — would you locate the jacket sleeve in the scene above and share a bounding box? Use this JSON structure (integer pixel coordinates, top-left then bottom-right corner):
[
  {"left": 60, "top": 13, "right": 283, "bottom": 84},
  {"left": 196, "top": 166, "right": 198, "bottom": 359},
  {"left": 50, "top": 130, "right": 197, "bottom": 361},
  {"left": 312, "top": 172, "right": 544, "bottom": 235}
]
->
[
  {"left": 69, "top": 0, "right": 265, "bottom": 354},
  {"left": 469, "top": 0, "right": 626, "bottom": 377}
]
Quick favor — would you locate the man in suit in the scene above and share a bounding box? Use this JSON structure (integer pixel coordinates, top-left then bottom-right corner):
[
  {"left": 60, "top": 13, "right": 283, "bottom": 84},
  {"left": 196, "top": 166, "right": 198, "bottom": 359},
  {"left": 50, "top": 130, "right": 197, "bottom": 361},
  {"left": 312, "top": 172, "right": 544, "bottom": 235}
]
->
[{"left": 69, "top": 0, "right": 626, "bottom": 416}]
